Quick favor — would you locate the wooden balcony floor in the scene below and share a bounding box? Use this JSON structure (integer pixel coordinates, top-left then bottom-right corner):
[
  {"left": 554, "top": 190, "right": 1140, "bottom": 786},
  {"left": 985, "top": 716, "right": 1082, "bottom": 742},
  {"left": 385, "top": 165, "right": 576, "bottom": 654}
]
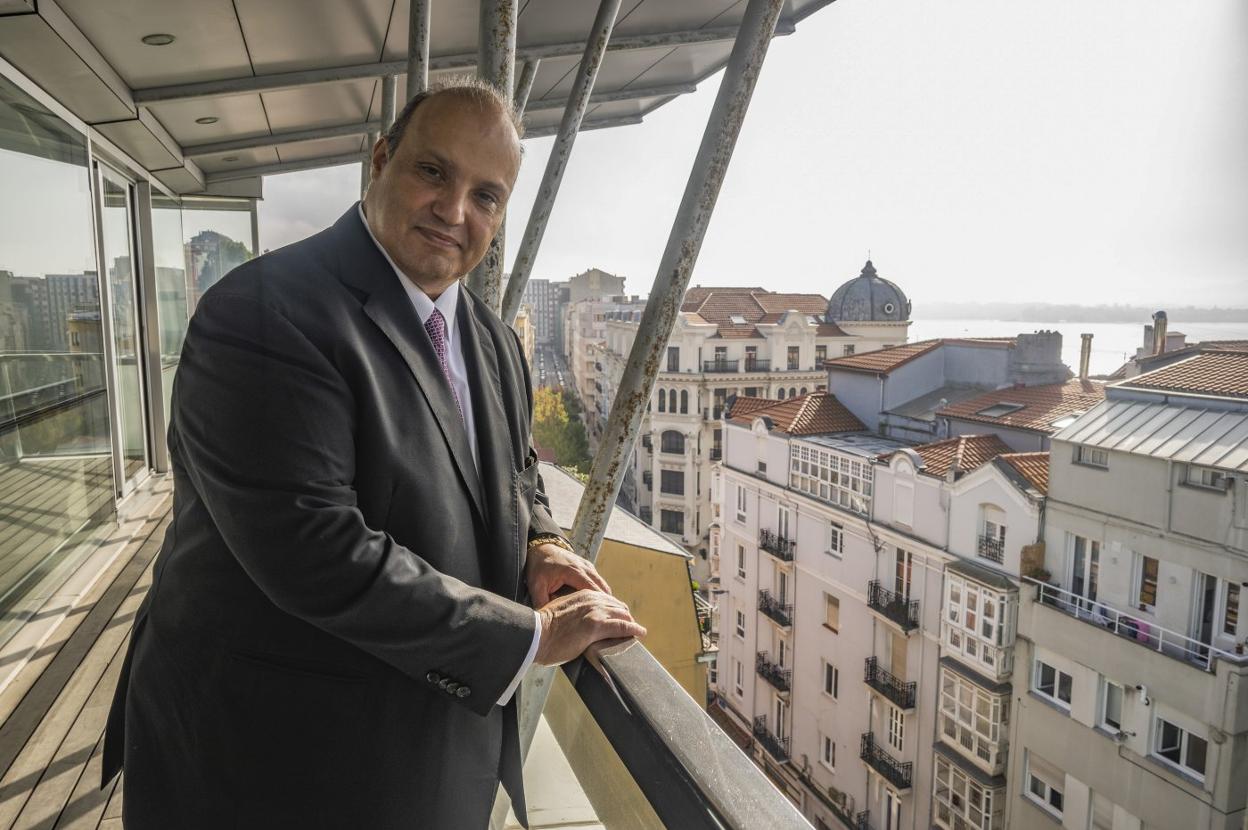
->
[{"left": 0, "top": 497, "right": 169, "bottom": 830}]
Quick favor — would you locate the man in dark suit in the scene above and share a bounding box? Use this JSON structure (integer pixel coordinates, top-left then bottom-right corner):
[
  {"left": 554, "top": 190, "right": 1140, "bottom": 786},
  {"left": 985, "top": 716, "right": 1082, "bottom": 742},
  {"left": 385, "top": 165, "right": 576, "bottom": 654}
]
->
[{"left": 102, "top": 80, "right": 645, "bottom": 829}]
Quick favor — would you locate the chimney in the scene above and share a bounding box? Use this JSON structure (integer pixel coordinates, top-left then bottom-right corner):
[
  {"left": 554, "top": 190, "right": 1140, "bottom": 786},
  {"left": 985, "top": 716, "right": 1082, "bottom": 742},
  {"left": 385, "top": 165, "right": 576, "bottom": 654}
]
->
[
  {"left": 1079, "top": 333, "right": 1093, "bottom": 380},
  {"left": 1152, "top": 311, "right": 1168, "bottom": 356}
]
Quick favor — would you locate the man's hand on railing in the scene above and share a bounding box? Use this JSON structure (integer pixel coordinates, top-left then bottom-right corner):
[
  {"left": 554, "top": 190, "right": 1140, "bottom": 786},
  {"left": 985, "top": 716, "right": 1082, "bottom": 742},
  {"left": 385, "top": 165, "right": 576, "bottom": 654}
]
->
[{"left": 535, "top": 590, "right": 647, "bottom": 667}]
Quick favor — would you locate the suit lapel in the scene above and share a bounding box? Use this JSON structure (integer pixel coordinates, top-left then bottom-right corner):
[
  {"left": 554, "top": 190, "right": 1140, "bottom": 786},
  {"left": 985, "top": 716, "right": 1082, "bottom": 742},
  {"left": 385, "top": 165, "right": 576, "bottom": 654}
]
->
[{"left": 334, "top": 206, "right": 488, "bottom": 525}]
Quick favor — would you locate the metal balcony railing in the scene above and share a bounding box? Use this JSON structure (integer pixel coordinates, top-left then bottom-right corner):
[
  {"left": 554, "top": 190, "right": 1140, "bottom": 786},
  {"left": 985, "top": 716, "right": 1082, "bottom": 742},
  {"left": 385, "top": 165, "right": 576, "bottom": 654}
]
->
[
  {"left": 703, "top": 359, "right": 740, "bottom": 373},
  {"left": 753, "top": 715, "right": 790, "bottom": 763},
  {"left": 758, "top": 528, "right": 795, "bottom": 562},
  {"left": 859, "top": 732, "right": 912, "bottom": 791},
  {"left": 977, "top": 534, "right": 1005, "bottom": 563},
  {"left": 1026, "top": 577, "right": 1248, "bottom": 672},
  {"left": 757, "top": 589, "right": 793, "bottom": 628},
  {"left": 863, "top": 656, "right": 916, "bottom": 710},
  {"left": 867, "top": 580, "right": 920, "bottom": 631},
  {"left": 755, "top": 652, "right": 792, "bottom": 693},
  {"left": 710, "top": 447, "right": 722, "bottom": 461},
  {"left": 743, "top": 358, "right": 770, "bottom": 372},
  {"left": 642, "top": 470, "right": 652, "bottom": 486}
]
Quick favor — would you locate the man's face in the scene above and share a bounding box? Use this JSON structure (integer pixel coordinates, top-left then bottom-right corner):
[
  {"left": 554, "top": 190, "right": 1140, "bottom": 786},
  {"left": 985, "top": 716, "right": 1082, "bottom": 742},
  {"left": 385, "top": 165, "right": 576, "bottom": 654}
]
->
[{"left": 364, "top": 93, "right": 521, "bottom": 295}]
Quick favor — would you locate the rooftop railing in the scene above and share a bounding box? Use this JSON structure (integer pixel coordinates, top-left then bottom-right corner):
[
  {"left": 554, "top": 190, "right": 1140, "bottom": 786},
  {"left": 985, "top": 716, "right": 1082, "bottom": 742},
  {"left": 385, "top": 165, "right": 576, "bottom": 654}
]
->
[
  {"left": 703, "top": 359, "right": 740, "bottom": 373},
  {"left": 758, "top": 589, "right": 793, "bottom": 628},
  {"left": 752, "top": 715, "right": 790, "bottom": 763},
  {"left": 756, "top": 651, "right": 792, "bottom": 693},
  {"left": 758, "top": 528, "right": 795, "bottom": 562},
  {"left": 743, "top": 358, "right": 770, "bottom": 372},
  {"left": 1025, "top": 577, "right": 1247, "bottom": 672},
  {"left": 863, "top": 656, "right": 916, "bottom": 710},
  {"left": 859, "top": 732, "right": 912, "bottom": 791},
  {"left": 867, "top": 580, "right": 920, "bottom": 632},
  {"left": 976, "top": 535, "right": 1005, "bottom": 563}
]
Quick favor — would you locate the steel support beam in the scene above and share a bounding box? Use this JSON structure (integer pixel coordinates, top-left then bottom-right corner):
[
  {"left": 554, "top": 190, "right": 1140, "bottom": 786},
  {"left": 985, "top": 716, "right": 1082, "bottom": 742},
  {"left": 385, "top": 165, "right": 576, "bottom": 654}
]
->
[
  {"left": 205, "top": 151, "right": 367, "bottom": 183},
  {"left": 512, "top": 0, "right": 786, "bottom": 784},
  {"left": 381, "top": 74, "right": 397, "bottom": 129},
  {"left": 524, "top": 80, "right": 695, "bottom": 114},
  {"left": 524, "top": 113, "right": 641, "bottom": 139},
  {"left": 465, "top": 0, "right": 517, "bottom": 312},
  {"left": 360, "top": 130, "right": 377, "bottom": 197},
  {"left": 131, "top": 22, "right": 796, "bottom": 105},
  {"left": 408, "top": 0, "right": 432, "bottom": 99},
  {"left": 183, "top": 120, "right": 381, "bottom": 157},
  {"left": 501, "top": 0, "right": 621, "bottom": 325},
  {"left": 513, "top": 59, "right": 539, "bottom": 116}
]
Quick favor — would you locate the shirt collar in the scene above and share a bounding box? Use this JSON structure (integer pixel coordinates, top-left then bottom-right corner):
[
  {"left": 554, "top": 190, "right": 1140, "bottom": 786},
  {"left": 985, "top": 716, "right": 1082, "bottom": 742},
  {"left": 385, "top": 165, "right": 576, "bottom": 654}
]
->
[{"left": 357, "top": 203, "right": 460, "bottom": 338}]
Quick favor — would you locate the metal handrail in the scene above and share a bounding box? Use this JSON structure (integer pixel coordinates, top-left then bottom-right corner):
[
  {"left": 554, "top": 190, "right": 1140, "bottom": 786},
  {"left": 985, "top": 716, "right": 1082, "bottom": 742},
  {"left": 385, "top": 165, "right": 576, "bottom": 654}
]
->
[
  {"left": 752, "top": 715, "right": 791, "bottom": 763},
  {"left": 758, "top": 528, "right": 795, "bottom": 562},
  {"left": 1025, "top": 577, "right": 1246, "bottom": 671},
  {"left": 758, "top": 589, "right": 793, "bottom": 628},
  {"left": 756, "top": 651, "right": 792, "bottom": 693},
  {"left": 863, "top": 657, "right": 916, "bottom": 710},
  {"left": 703, "top": 359, "right": 740, "bottom": 373},
  {"left": 976, "top": 534, "right": 1005, "bottom": 563},
  {"left": 866, "top": 580, "right": 920, "bottom": 631},
  {"left": 743, "top": 358, "right": 770, "bottom": 371},
  {"left": 859, "top": 732, "right": 911, "bottom": 790}
]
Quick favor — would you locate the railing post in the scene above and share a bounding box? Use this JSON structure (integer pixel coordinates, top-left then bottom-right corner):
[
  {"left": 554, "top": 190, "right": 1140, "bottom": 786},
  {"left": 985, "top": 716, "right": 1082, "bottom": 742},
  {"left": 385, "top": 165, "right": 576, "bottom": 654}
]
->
[
  {"left": 465, "top": 0, "right": 517, "bottom": 312},
  {"left": 512, "top": 0, "right": 786, "bottom": 779},
  {"left": 500, "top": 0, "right": 623, "bottom": 325},
  {"left": 512, "top": 58, "right": 540, "bottom": 116},
  {"left": 407, "top": 0, "right": 431, "bottom": 99},
  {"left": 381, "top": 74, "right": 397, "bottom": 129}
]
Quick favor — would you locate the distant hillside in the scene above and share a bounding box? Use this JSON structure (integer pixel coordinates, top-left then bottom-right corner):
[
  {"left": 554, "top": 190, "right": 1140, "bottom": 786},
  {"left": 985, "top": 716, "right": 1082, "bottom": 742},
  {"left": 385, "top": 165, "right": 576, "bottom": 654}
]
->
[{"left": 917, "top": 302, "right": 1248, "bottom": 323}]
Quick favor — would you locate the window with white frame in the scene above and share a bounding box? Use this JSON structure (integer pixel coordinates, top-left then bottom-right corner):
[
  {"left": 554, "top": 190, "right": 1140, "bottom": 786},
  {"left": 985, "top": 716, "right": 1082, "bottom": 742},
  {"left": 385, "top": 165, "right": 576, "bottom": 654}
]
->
[
  {"left": 1074, "top": 444, "right": 1109, "bottom": 468},
  {"left": 933, "top": 753, "right": 1004, "bottom": 830},
  {"left": 1024, "top": 752, "right": 1065, "bottom": 819},
  {"left": 939, "top": 668, "right": 1008, "bottom": 772},
  {"left": 1098, "top": 679, "right": 1124, "bottom": 733},
  {"left": 1185, "top": 465, "right": 1228, "bottom": 490},
  {"left": 820, "top": 734, "right": 836, "bottom": 770},
  {"left": 736, "top": 484, "right": 748, "bottom": 522},
  {"left": 736, "top": 543, "right": 746, "bottom": 579},
  {"left": 826, "top": 521, "right": 843, "bottom": 556},
  {"left": 943, "top": 574, "right": 1014, "bottom": 676},
  {"left": 735, "top": 609, "right": 746, "bottom": 639},
  {"left": 887, "top": 705, "right": 905, "bottom": 752},
  {"left": 1153, "top": 717, "right": 1208, "bottom": 780},
  {"left": 822, "top": 660, "right": 839, "bottom": 699},
  {"left": 734, "top": 658, "right": 743, "bottom": 697},
  {"left": 789, "top": 445, "right": 873, "bottom": 512},
  {"left": 1032, "top": 659, "right": 1072, "bottom": 709}
]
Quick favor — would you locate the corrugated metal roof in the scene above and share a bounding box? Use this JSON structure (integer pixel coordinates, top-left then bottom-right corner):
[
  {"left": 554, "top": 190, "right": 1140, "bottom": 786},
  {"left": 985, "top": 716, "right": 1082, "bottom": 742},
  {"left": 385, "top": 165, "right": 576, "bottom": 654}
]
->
[{"left": 1052, "top": 400, "right": 1248, "bottom": 472}]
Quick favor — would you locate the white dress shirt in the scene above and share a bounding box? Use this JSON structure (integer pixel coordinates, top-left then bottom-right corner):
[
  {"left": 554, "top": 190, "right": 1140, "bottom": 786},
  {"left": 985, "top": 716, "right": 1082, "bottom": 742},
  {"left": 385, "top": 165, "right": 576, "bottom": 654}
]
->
[{"left": 358, "top": 206, "right": 540, "bottom": 706}]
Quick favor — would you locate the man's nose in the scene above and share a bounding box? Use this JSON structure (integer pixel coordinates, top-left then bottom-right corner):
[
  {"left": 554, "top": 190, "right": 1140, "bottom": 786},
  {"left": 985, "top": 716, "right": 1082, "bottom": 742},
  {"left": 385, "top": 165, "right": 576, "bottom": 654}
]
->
[{"left": 431, "top": 186, "right": 469, "bottom": 227}]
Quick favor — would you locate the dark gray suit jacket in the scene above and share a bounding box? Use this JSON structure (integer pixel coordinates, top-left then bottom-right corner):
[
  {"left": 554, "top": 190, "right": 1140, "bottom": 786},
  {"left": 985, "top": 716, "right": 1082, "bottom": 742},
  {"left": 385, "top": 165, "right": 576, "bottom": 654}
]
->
[{"left": 102, "top": 205, "right": 563, "bottom": 829}]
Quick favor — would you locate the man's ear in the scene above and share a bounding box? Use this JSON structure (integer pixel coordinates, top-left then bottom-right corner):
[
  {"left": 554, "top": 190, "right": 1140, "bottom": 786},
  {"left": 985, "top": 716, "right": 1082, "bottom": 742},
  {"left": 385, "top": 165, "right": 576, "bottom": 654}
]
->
[{"left": 370, "top": 137, "right": 389, "bottom": 183}]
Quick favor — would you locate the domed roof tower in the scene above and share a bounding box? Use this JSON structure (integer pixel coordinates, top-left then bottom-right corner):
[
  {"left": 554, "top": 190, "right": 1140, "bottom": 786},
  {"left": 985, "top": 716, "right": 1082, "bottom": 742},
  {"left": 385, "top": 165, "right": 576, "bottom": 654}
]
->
[{"left": 825, "top": 260, "right": 911, "bottom": 323}]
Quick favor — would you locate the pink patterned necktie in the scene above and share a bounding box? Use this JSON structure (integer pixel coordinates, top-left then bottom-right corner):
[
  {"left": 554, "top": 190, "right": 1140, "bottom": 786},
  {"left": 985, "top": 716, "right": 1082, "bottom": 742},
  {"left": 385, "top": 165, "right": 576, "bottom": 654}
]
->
[{"left": 423, "top": 308, "right": 465, "bottom": 425}]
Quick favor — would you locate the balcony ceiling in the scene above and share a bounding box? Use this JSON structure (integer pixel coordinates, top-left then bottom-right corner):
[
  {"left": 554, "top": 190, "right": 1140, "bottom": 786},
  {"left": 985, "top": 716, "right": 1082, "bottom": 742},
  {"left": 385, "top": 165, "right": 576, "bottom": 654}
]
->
[{"left": 0, "top": 0, "right": 832, "bottom": 193}]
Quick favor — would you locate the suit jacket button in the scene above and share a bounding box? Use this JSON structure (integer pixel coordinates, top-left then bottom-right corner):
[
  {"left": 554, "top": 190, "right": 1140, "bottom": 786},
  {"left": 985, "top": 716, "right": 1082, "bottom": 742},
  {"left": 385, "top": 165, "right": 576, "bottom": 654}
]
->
[
  {"left": 438, "top": 677, "right": 451, "bottom": 690},
  {"left": 426, "top": 671, "right": 440, "bottom": 685},
  {"left": 456, "top": 686, "right": 471, "bottom": 699}
]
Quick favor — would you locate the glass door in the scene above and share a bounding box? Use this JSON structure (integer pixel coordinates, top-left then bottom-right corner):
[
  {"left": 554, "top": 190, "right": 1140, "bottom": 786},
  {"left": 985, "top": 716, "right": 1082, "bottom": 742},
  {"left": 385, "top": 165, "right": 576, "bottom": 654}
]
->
[
  {"left": 94, "top": 163, "right": 149, "bottom": 494},
  {"left": 1071, "top": 535, "right": 1100, "bottom": 615}
]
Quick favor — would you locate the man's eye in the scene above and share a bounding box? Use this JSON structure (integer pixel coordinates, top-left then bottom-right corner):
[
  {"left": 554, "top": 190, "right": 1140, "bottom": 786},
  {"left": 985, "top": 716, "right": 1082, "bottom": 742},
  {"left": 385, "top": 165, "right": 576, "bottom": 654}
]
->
[
  {"left": 418, "top": 164, "right": 442, "bottom": 180},
  {"left": 476, "top": 191, "right": 500, "bottom": 209}
]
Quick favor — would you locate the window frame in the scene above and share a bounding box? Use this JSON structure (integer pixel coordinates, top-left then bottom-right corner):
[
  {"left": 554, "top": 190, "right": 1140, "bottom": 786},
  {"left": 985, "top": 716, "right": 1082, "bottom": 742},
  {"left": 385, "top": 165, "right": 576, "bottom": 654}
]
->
[
  {"left": 735, "top": 609, "right": 746, "bottom": 639},
  {"left": 1152, "top": 716, "right": 1208, "bottom": 780},
  {"left": 1032, "top": 659, "right": 1073, "bottom": 710},
  {"left": 1073, "top": 444, "right": 1109, "bottom": 469},
  {"left": 887, "top": 704, "right": 905, "bottom": 752},
  {"left": 659, "top": 468, "right": 685, "bottom": 496},
  {"left": 1098, "top": 678, "right": 1124, "bottom": 733},
  {"left": 822, "top": 660, "right": 839, "bottom": 700},
  {"left": 823, "top": 592, "right": 840, "bottom": 633},
  {"left": 1185, "top": 464, "right": 1228, "bottom": 491},
  {"left": 736, "top": 543, "right": 747, "bottom": 579},
  {"left": 1136, "top": 554, "right": 1160, "bottom": 610},
  {"left": 820, "top": 734, "right": 836, "bottom": 771},
  {"left": 660, "top": 508, "right": 684, "bottom": 535},
  {"left": 826, "top": 521, "right": 843, "bottom": 557}
]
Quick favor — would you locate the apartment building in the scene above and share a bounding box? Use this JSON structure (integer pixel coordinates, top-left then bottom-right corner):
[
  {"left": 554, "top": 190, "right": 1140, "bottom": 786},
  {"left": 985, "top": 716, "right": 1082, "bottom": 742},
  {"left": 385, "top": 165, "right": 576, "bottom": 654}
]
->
[
  {"left": 1008, "top": 352, "right": 1248, "bottom": 830},
  {"left": 608, "top": 269, "right": 912, "bottom": 574},
  {"left": 566, "top": 295, "right": 647, "bottom": 439},
  {"left": 518, "top": 277, "right": 559, "bottom": 344},
  {"left": 710, "top": 389, "right": 1045, "bottom": 830}
]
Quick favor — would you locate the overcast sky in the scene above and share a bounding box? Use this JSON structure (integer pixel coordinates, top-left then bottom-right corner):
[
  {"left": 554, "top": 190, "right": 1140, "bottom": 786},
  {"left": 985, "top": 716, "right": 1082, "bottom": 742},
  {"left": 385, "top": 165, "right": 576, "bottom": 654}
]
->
[{"left": 258, "top": 0, "right": 1248, "bottom": 308}]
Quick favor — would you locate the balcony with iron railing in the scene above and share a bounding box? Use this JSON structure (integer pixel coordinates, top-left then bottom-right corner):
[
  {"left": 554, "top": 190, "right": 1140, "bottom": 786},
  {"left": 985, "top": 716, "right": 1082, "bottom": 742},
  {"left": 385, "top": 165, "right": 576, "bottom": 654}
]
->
[
  {"left": 867, "top": 580, "right": 920, "bottom": 632},
  {"left": 756, "top": 651, "right": 792, "bottom": 693},
  {"left": 753, "top": 715, "right": 790, "bottom": 763},
  {"left": 742, "top": 358, "right": 771, "bottom": 372},
  {"left": 758, "top": 528, "right": 795, "bottom": 562},
  {"left": 863, "top": 656, "right": 916, "bottom": 711},
  {"left": 859, "top": 732, "right": 912, "bottom": 791},
  {"left": 758, "top": 589, "right": 794, "bottom": 628},
  {"left": 976, "top": 534, "right": 1005, "bottom": 563},
  {"left": 1025, "top": 577, "right": 1248, "bottom": 673},
  {"left": 703, "top": 359, "right": 740, "bottom": 373},
  {"left": 710, "top": 447, "right": 723, "bottom": 461}
]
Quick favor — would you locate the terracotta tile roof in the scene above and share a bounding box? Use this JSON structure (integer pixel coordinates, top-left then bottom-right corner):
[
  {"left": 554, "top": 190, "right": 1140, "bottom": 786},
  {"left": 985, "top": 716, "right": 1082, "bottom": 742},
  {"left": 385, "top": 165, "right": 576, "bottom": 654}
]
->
[
  {"left": 824, "top": 338, "right": 1017, "bottom": 375},
  {"left": 677, "top": 287, "right": 830, "bottom": 338},
  {"left": 938, "top": 379, "right": 1106, "bottom": 434},
  {"left": 997, "top": 452, "right": 1049, "bottom": 494},
  {"left": 728, "top": 392, "right": 866, "bottom": 435},
  {"left": 891, "top": 434, "right": 1013, "bottom": 478},
  {"left": 1119, "top": 352, "right": 1248, "bottom": 399},
  {"left": 816, "top": 321, "right": 850, "bottom": 337},
  {"left": 725, "top": 396, "right": 777, "bottom": 419},
  {"left": 681, "top": 286, "right": 761, "bottom": 311}
]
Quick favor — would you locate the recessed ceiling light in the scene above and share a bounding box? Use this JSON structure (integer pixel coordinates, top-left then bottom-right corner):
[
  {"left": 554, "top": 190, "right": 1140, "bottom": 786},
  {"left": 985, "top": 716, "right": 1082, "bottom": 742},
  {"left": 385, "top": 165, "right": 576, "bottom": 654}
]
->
[
  {"left": 141, "top": 33, "right": 176, "bottom": 46},
  {"left": 222, "top": 156, "right": 239, "bottom": 163},
  {"left": 195, "top": 116, "right": 219, "bottom": 125}
]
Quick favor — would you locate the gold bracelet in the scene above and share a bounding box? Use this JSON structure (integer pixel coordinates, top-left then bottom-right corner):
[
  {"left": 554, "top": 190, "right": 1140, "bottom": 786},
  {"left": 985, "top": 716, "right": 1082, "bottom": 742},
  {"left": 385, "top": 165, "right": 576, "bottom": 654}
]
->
[{"left": 528, "top": 534, "right": 575, "bottom": 553}]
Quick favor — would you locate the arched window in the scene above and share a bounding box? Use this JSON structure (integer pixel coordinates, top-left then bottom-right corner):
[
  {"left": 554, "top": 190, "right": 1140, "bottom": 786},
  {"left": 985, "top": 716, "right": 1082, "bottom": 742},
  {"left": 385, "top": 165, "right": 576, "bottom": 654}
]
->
[
  {"left": 657, "top": 389, "right": 666, "bottom": 412},
  {"left": 777, "top": 388, "right": 786, "bottom": 400},
  {"left": 800, "top": 387, "right": 808, "bottom": 396},
  {"left": 661, "top": 430, "right": 685, "bottom": 454},
  {"left": 789, "top": 387, "right": 798, "bottom": 398},
  {"left": 680, "top": 389, "right": 689, "bottom": 414},
  {"left": 668, "top": 389, "right": 678, "bottom": 413}
]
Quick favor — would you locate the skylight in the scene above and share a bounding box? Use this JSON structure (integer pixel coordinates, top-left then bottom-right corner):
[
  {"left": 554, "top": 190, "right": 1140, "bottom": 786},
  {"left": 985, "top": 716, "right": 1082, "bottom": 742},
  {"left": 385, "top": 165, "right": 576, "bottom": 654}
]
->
[
  {"left": 975, "top": 402, "right": 1025, "bottom": 418},
  {"left": 1050, "top": 411, "right": 1085, "bottom": 430},
  {"left": 730, "top": 314, "right": 747, "bottom": 324}
]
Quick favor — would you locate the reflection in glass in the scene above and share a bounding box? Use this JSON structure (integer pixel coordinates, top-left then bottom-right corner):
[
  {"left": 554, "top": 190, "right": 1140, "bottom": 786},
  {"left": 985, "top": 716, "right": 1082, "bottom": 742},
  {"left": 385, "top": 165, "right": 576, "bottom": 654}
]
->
[
  {"left": 181, "top": 200, "right": 253, "bottom": 306},
  {"left": 0, "top": 73, "right": 114, "bottom": 637},
  {"left": 98, "top": 167, "right": 146, "bottom": 480},
  {"left": 151, "top": 195, "right": 187, "bottom": 427}
]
